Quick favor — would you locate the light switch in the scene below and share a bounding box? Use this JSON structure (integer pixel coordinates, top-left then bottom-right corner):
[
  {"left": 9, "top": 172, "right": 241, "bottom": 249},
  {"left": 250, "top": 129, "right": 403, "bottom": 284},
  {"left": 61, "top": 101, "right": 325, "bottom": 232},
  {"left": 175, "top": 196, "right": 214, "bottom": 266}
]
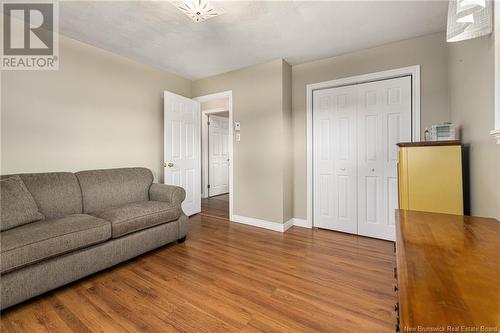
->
[{"left": 235, "top": 133, "right": 241, "bottom": 141}]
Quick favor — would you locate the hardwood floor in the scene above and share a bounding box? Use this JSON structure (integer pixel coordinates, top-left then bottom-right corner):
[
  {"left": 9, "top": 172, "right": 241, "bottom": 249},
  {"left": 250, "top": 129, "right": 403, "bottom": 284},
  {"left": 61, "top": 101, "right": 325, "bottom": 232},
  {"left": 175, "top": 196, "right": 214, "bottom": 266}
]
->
[
  {"left": 1, "top": 214, "right": 397, "bottom": 333},
  {"left": 201, "top": 193, "right": 229, "bottom": 219}
]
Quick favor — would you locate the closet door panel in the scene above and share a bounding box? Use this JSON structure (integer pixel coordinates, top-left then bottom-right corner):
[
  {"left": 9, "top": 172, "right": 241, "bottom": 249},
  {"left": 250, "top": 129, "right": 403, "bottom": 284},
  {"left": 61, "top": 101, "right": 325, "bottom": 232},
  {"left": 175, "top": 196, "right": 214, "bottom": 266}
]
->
[
  {"left": 356, "top": 76, "right": 412, "bottom": 241},
  {"left": 313, "top": 87, "right": 357, "bottom": 233},
  {"left": 313, "top": 91, "right": 335, "bottom": 228}
]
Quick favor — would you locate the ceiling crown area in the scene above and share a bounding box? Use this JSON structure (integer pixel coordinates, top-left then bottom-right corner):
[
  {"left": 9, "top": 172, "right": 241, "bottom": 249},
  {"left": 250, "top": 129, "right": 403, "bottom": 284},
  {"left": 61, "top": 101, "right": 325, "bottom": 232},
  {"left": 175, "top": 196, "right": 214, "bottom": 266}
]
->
[{"left": 58, "top": 1, "right": 448, "bottom": 80}]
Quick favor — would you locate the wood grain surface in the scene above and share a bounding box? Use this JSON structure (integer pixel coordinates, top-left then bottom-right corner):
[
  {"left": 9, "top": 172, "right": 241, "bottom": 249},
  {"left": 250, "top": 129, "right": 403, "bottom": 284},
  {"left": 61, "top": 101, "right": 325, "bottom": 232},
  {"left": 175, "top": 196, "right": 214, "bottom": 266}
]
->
[
  {"left": 1, "top": 214, "right": 397, "bottom": 332},
  {"left": 396, "top": 210, "right": 500, "bottom": 330}
]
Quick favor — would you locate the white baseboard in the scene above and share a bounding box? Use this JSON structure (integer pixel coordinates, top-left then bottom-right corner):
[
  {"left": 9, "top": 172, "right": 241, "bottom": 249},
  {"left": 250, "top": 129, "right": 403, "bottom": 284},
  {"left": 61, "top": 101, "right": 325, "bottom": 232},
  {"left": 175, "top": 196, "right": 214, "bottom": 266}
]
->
[
  {"left": 283, "top": 218, "right": 294, "bottom": 232},
  {"left": 291, "top": 218, "right": 311, "bottom": 228},
  {"left": 232, "top": 215, "right": 292, "bottom": 232}
]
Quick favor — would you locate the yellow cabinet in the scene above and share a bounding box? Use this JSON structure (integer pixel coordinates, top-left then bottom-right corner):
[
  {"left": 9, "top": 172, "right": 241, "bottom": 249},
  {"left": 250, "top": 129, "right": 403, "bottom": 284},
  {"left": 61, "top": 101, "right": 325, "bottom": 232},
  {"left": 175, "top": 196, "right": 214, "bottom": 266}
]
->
[{"left": 398, "top": 141, "right": 463, "bottom": 215}]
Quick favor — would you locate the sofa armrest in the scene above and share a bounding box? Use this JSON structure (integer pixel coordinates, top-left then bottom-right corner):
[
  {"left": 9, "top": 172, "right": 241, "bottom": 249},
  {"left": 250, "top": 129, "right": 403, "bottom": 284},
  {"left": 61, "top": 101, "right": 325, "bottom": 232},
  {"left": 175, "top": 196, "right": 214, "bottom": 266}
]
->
[{"left": 149, "top": 183, "right": 186, "bottom": 205}]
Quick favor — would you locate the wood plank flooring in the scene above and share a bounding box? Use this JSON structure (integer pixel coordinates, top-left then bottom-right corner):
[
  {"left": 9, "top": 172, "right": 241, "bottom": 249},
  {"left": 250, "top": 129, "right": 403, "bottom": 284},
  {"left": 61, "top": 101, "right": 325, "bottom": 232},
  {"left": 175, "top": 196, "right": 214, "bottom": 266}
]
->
[
  {"left": 1, "top": 214, "right": 397, "bottom": 333},
  {"left": 201, "top": 193, "right": 229, "bottom": 219}
]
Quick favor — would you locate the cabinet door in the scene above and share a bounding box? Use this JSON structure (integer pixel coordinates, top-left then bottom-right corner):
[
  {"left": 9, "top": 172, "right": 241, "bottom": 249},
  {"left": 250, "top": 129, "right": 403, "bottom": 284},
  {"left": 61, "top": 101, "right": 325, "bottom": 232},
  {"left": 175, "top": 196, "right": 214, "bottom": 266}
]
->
[
  {"left": 313, "top": 86, "right": 357, "bottom": 233},
  {"left": 406, "top": 146, "right": 463, "bottom": 215},
  {"left": 356, "top": 76, "right": 412, "bottom": 241}
]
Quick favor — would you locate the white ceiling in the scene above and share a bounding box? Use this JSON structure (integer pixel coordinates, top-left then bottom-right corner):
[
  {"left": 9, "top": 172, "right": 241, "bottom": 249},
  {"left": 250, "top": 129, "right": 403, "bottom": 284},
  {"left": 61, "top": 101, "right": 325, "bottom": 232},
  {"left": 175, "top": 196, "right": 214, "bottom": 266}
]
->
[{"left": 58, "top": 1, "right": 448, "bottom": 80}]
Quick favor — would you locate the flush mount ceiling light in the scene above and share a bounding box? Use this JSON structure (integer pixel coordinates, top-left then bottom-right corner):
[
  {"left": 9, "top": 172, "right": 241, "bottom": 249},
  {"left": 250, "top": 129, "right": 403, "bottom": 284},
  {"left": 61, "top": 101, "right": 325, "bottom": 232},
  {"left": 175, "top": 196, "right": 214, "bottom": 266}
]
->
[
  {"left": 172, "top": 0, "right": 225, "bottom": 23},
  {"left": 446, "top": 0, "right": 492, "bottom": 42}
]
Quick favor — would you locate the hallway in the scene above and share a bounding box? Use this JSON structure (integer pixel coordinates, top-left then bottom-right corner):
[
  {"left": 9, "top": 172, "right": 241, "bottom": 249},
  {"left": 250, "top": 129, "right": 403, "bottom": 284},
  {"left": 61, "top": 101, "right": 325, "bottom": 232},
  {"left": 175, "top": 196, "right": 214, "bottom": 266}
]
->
[{"left": 200, "top": 193, "right": 229, "bottom": 219}]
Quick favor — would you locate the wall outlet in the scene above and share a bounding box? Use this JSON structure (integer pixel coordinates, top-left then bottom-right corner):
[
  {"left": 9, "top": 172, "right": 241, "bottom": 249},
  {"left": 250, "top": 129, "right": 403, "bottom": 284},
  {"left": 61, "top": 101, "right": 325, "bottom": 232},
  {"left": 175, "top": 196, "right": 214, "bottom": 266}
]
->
[{"left": 235, "top": 133, "right": 241, "bottom": 141}]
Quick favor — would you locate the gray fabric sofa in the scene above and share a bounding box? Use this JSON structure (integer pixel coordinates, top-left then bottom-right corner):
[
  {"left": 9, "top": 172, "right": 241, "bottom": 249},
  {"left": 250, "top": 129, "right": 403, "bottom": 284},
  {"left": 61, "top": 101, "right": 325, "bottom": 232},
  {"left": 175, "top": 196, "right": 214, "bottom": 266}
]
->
[{"left": 0, "top": 167, "right": 187, "bottom": 310}]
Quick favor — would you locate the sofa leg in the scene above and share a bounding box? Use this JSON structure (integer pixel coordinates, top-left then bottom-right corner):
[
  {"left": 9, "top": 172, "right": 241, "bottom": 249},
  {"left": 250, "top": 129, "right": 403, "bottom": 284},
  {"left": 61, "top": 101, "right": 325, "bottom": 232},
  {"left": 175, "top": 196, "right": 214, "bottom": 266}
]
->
[{"left": 177, "top": 236, "right": 186, "bottom": 243}]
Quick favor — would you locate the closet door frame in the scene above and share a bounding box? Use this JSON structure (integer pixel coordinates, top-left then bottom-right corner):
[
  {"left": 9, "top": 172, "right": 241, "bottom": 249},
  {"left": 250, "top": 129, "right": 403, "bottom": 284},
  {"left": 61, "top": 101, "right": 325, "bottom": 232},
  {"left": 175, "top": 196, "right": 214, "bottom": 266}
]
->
[{"left": 306, "top": 65, "right": 421, "bottom": 230}]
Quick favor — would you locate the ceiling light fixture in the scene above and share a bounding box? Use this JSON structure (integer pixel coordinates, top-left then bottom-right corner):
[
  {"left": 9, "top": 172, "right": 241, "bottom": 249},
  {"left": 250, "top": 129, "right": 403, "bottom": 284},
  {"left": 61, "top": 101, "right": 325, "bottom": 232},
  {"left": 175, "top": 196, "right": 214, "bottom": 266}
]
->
[
  {"left": 446, "top": 0, "right": 492, "bottom": 42},
  {"left": 172, "top": 0, "right": 225, "bottom": 23}
]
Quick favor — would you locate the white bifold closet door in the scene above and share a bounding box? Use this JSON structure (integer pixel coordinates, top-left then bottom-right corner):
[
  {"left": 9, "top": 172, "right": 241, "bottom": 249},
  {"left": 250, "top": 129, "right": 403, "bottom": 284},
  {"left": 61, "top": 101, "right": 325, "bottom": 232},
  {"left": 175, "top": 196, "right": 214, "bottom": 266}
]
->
[
  {"left": 313, "top": 76, "right": 411, "bottom": 241},
  {"left": 313, "top": 86, "right": 358, "bottom": 234}
]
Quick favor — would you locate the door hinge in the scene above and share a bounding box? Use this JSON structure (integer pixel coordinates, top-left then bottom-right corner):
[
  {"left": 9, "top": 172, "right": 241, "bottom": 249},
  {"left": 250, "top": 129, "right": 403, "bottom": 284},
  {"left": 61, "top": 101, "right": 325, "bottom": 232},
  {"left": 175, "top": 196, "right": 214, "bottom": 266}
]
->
[{"left": 207, "top": 184, "right": 211, "bottom": 189}]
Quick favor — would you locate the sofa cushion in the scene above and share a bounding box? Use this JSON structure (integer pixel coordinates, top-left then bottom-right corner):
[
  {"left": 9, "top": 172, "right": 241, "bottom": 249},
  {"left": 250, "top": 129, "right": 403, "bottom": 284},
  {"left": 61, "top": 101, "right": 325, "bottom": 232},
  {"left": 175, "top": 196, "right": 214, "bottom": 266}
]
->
[
  {"left": 0, "top": 176, "right": 44, "bottom": 231},
  {"left": 94, "top": 201, "right": 181, "bottom": 238},
  {"left": 76, "top": 168, "right": 153, "bottom": 214},
  {"left": 0, "top": 214, "right": 111, "bottom": 274},
  {"left": 1, "top": 172, "right": 83, "bottom": 219}
]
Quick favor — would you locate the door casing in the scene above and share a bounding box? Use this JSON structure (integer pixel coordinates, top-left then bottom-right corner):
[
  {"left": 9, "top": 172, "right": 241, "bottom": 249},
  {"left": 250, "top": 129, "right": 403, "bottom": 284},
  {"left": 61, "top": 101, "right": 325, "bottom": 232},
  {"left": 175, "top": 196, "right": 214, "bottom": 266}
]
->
[
  {"left": 194, "top": 91, "right": 234, "bottom": 221},
  {"left": 306, "top": 66, "right": 421, "bottom": 231}
]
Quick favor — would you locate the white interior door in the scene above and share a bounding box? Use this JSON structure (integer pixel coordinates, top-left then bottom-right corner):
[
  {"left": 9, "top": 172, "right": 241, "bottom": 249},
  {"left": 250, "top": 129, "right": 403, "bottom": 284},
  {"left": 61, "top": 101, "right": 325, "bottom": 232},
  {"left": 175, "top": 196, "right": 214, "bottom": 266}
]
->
[
  {"left": 357, "top": 76, "right": 411, "bottom": 240},
  {"left": 313, "top": 86, "right": 357, "bottom": 233},
  {"left": 312, "top": 76, "right": 411, "bottom": 241},
  {"left": 164, "top": 91, "right": 201, "bottom": 216},
  {"left": 208, "top": 115, "right": 229, "bottom": 196}
]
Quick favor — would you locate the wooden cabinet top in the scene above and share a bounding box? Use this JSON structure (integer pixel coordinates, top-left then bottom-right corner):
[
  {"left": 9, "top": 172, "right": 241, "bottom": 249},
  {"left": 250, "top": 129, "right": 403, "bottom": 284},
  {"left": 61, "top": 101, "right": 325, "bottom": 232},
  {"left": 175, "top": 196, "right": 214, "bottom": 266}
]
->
[
  {"left": 397, "top": 140, "right": 461, "bottom": 147},
  {"left": 395, "top": 210, "right": 500, "bottom": 329}
]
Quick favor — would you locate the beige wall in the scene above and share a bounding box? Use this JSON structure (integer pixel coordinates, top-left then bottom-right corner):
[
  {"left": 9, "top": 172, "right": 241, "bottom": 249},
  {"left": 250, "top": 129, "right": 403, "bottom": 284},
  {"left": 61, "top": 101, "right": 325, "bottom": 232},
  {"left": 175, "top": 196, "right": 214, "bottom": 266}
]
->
[
  {"left": 3, "top": 29, "right": 497, "bottom": 222},
  {"left": 292, "top": 32, "right": 450, "bottom": 219},
  {"left": 192, "top": 59, "right": 291, "bottom": 224},
  {"left": 1, "top": 34, "right": 191, "bottom": 182},
  {"left": 448, "top": 35, "right": 499, "bottom": 219},
  {"left": 201, "top": 98, "right": 229, "bottom": 111}
]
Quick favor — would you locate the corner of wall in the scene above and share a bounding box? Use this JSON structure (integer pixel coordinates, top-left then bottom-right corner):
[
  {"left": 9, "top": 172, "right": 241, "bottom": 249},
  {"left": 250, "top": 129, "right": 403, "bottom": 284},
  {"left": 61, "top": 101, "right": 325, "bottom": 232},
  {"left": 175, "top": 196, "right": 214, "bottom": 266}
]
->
[
  {"left": 281, "top": 60, "right": 294, "bottom": 223},
  {"left": 447, "top": 34, "right": 497, "bottom": 218}
]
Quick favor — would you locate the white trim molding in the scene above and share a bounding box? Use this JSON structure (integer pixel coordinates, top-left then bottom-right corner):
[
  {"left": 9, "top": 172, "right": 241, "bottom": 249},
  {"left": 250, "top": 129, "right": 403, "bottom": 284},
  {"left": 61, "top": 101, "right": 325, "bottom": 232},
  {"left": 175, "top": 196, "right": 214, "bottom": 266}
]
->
[
  {"left": 232, "top": 215, "right": 294, "bottom": 232},
  {"left": 493, "top": 0, "right": 500, "bottom": 144},
  {"left": 193, "top": 91, "right": 234, "bottom": 219},
  {"left": 291, "top": 218, "right": 311, "bottom": 228},
  {"left": 306, "top": 65, "right": 421, "bottom": 228},
  {"left": 491, "top": 129, "right": 500, "bottom": 144}
]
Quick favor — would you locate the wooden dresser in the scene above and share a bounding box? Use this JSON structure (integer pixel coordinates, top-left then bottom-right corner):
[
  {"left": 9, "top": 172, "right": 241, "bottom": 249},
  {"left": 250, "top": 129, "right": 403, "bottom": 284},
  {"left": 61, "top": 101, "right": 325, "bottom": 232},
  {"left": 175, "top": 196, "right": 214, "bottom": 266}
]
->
[{"left": 394, "top": 210, "right": 500, "bottom": 331}]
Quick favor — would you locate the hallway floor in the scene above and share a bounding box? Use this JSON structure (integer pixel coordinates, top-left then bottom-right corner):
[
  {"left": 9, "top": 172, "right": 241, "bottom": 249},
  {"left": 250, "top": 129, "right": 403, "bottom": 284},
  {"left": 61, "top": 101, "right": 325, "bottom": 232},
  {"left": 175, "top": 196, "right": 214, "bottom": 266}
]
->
[{"left": 201, "top": 193, "right": 229, "bottom": 219}]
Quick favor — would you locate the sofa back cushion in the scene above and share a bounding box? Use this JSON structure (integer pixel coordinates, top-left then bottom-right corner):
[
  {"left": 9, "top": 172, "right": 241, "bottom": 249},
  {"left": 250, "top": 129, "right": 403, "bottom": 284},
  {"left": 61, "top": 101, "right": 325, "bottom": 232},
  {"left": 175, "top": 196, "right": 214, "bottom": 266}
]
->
[
  {"left": 0, "top": 176, "right": 45, "bottom": 231},
  {"left": 76, "top": 167, "right": 153, "bottom": 213},
  {"left": 11, "top": 173, "right": 83, "bottom": 219}
]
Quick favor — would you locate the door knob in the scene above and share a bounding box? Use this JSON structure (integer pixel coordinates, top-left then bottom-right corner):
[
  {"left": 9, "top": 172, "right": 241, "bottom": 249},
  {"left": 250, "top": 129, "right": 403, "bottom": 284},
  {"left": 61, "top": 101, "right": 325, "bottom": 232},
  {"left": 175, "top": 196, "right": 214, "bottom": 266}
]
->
[
  {"left": 370, "top": 168, "right": 375, "bottom": 172},
  {"left": 164, "top": 162, "right": 174, "bottom": 168}
]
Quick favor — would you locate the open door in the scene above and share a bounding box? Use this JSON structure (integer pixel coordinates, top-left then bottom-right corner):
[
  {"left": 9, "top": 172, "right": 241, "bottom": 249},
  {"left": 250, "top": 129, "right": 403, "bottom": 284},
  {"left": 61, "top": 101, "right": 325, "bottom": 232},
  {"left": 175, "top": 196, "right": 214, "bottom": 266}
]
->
[
  {"left": 208, "top": 114, "right": 229, "bottom": 197},
  {"left": 164, "top": 91, "right": 201, "bottom": 216}
]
